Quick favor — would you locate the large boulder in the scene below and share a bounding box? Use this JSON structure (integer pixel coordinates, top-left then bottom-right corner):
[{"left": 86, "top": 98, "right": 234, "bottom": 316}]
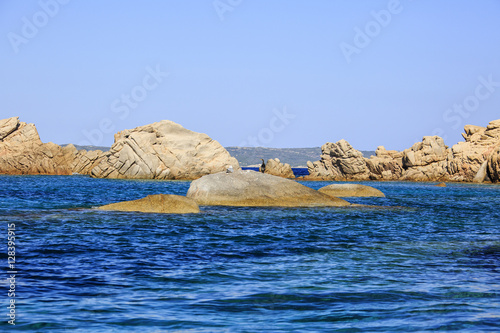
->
[
  {"left": 0, "top": 117, "right": 75, "bottom": 175},
  {"left": 318, "top": 184, "right": 385, "bottom": 197},
  {"left": 98, "top": 194, "right": 200, "bottom": 214},
  {"left": 90, "top": 120, "right": 240, "bottom": 179},
  {"left": 187, "top": 170, "right": 350, "bottom": 207},
  {"left": 264, "top": 158, "right": 295, "bottom": 178}
]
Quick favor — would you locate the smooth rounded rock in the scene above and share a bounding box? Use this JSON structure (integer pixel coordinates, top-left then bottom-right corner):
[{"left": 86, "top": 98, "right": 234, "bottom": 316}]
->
[
  {"left": 187, "top": 170, "right": 350, "bottom": 207},
  {"left": 318, "top": 184, "right": 385, "bottom": 197}
]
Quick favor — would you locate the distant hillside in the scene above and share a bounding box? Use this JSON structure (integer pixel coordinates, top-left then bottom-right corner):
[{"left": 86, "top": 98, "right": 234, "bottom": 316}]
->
[
  {"left": 226, "top": 147, "right": 376, "bottom": 167},
  {"left": 61, "top": 144, "right": 110, "bottom": 152},
  {"left": 60, "top": 144, "right": 375, "bottom": 167}
]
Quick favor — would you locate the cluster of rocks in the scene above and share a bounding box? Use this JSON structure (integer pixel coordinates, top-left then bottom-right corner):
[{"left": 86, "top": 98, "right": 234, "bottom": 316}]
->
[
  {"left": 262, "top": 158, "right": 295, "bottom": 178},
  {"left": 0, "top": 117, "right": 239, "bottom": 180},
  {"left": 98, "top": 170, "right": 390, "bottom": 213},
  {"left": 187, "top": 170, "right": 349, "bottom": 207},
  {"left": 307, "top": 119, "right": 500, "bottom": 183},
  {"left": 2, "top": 116, "right": 500, "bottom": 184}
]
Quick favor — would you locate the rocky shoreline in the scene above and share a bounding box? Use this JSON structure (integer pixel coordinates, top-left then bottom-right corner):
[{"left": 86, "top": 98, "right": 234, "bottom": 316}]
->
[
  {"left": 1, "top": 116, "right": 499, "bottom": 183},
  {"left": 305, "top": 119, "right": 500, "bottom": 184},
  {"left": 0, "top": 117, "right": 238, "bottom": 179}
]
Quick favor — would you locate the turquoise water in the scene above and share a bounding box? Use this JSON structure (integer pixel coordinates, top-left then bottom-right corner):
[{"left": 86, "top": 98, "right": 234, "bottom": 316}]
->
[{"left": 1, "top": 175, "right": 499, "bottom": 332}]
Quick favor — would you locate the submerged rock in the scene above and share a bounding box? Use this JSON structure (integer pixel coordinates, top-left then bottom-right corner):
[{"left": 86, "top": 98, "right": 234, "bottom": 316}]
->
[
  {"left": 187, "top": 170, "right": 350, "bottom": 207},
  {"left": 98, "top": 194, "right": 200, "bottom": 214},
  {"left": 434, "top": 182, "right": 447, "bottom": 187},
  {"left": 91, "top": 120, "right": 240, "bottom": 180},
  {"left": 318, "top": 184, "right": 385, "bottom": 197}
]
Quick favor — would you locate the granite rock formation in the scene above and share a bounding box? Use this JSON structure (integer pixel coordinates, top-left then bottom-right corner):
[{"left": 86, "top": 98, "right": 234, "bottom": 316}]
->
[
  {"left": 0, "top": 117, "right": 75, "bottom": 175},
  {"left": 448, "top": 119, "right": 500, "bottom": 182},
  {"left": 90, "top": 120, "right": 240, "bottom": 180},
  {"left": 187, "top": 170, "right": 350, "bottom": 207},
  {"left": 263, "top": 158, "right": 295, "bottom": 178},
  {"left": 307, "top": 119, "right": 500, "bottom": 183}
]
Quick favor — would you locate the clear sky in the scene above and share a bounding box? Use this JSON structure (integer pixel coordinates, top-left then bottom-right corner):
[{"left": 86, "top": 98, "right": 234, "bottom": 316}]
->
[{"left": 1, "top": 0, "right": 499, "bottom": 150}]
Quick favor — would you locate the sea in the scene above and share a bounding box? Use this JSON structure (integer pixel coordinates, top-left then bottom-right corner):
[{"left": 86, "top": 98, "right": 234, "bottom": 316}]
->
[{"left": 0, "top": 174, "right": 499, "bottom": 332}]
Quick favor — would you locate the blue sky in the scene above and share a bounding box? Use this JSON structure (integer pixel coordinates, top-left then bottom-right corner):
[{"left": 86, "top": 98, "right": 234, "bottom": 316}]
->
[{"left": 1, "top": 0, "right": 499, "bottom": 150}]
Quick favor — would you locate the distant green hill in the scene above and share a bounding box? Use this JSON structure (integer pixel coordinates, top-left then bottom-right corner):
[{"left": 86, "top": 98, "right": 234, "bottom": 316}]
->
[
  {"left": 61, "top": 144, "right": 110, "bottom": 152},
  {"left": 226, "top": 147, "right": 376, "bottom": 168},
  {"left": 61, "top": 144, "right": 375, "bottom": 168}
]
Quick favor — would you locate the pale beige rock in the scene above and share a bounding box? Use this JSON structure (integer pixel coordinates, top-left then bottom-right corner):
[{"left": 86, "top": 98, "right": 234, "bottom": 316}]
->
[
  {"left": 187, "top": 170, "right": 350, "bottom": 207},
  {"left": 91, "top": 120, "right": 240, "bottom": 180},
  {"left": 473, "top": 161, "right": 489, "bottom": 183},
  {"left": 318, "top": 184, "right": 385, "bottom": 197},
  {"left": 264, "top": 158, "right": 295, "bottom": 178},
  {"left": 98, "top": 194, "right": 200, "bottom": 214}
]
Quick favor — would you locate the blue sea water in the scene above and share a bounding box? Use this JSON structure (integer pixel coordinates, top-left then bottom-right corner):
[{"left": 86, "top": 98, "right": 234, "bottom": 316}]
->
[
  {"left": 0, "top": 175, "right": 499, "bottom": 332},
  {"left": 242, "top": 167, "right": 309, "bottom": 177}
]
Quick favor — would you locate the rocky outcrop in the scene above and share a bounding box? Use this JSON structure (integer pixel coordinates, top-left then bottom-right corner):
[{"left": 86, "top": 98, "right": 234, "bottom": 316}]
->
[
  {"left": 0, "top": 117, "right": 75, "bottom": 175},
  {"left": 365, "top": 146, "right": 404, "bottom": 180},
  {"left": 400, "top": 136, "right": 450, "bottom": 181},
  {"left": 307, "top": 139, "right": 371, "bottom": 180},
  {"left": 448, "top": 119, "right": 500, "bottom": 182},
  {"left": 98, "top": 194, "right": 200, "bottom": 214},
  {"left": 187, "top": 170, "right": 350, "bottom": 207},
  {"left": 90, "top": 120, "right": 240, "bottom": 180},
  {"left": 0, "top": 117, "right": 240, "bottom": 180},
  {"left": 318, "top": 184, "right": 385, "bottom": 197},
  {"left": 307, "top": 119, "right": 500, "bottom": 183},
  {"left": 264, "top": 158, "right": 295, "bottom": 178}
]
